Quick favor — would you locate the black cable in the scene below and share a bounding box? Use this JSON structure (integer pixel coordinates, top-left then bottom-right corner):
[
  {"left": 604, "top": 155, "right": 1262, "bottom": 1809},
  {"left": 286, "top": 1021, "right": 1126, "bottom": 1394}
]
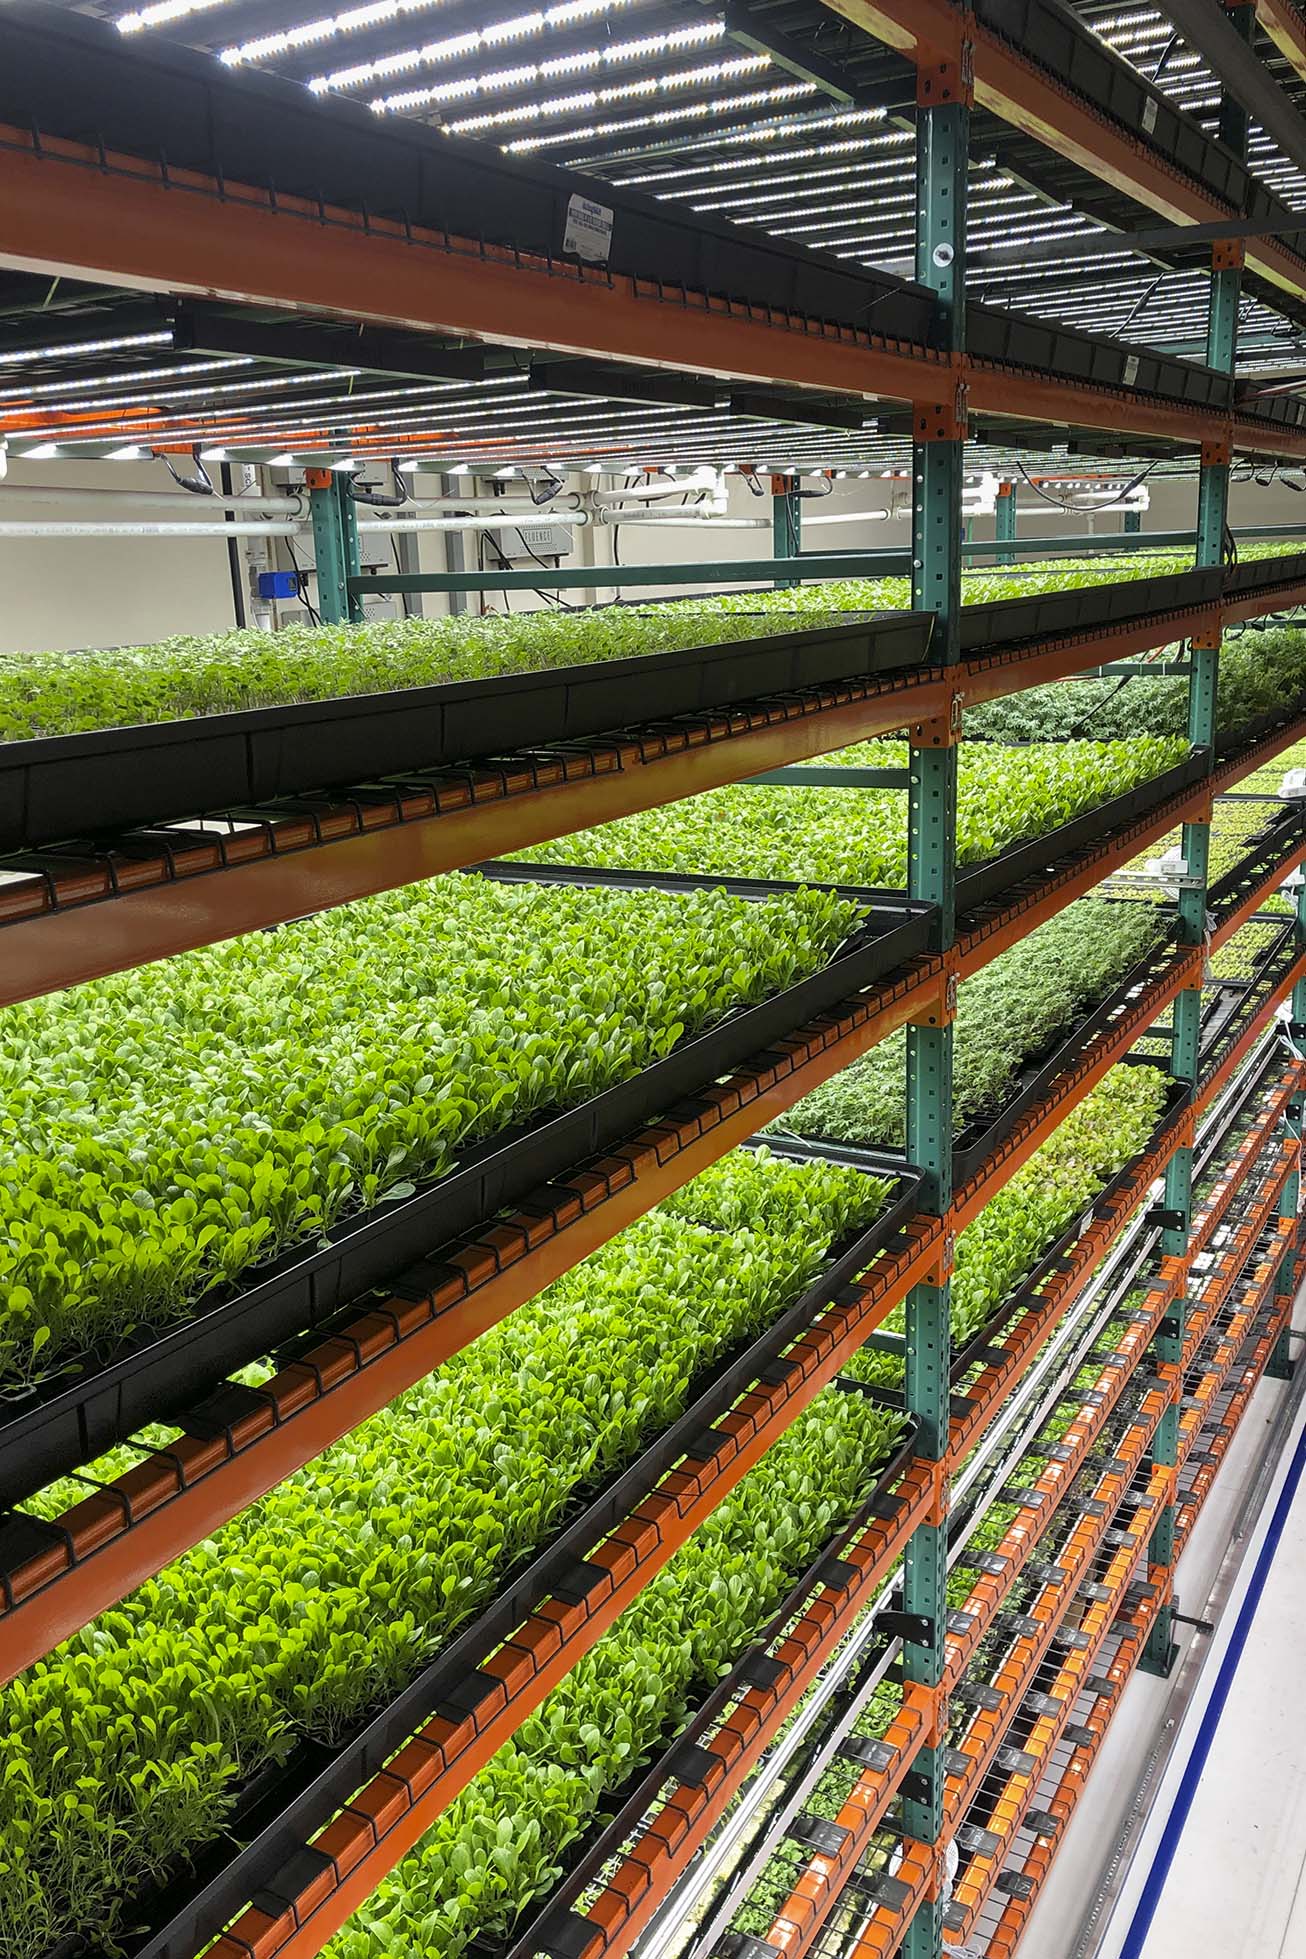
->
[
  {"left": 1016, "top": 457, "right": 1160, "bottom": 513},
  {"left": 514, "top": 533, "right": 580, "bottom": 604},
  {"left": 159, "top": 448, "right": 214, "bottom": 496},
  {"left": 284, "top": 537, "right": 322, "bottom": 626}
]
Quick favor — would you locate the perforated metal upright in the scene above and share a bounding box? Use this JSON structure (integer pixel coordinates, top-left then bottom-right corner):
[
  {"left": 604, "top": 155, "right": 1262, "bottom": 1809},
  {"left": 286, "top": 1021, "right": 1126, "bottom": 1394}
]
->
[
  {"left": 1143, "top": 7, "right": 1249, "bottom": 1673},
  {"left": 995, "top": 479, "right": 1017, "bottom": 565},
  {"left": 308, "top": 468, "right": 364, "bottom": 625},
  {"left": 771, "top": 474, "right": 802, "bottom": 587},
  {"left": 900, "top": 36, "right": 970, "bottom": 1959}
]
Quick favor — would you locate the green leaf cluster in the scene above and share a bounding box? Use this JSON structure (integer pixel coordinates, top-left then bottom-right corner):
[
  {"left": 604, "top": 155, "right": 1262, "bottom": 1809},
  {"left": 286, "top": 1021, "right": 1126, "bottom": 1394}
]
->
[
  {"left": 771, "top": 898, "right": 1165, "bottom": 1148},
  {"left": 0, "top": 1147, "right": 888, "bottom": 1957},
  {"left": 0, "top": 875, "right": 861, "bottom": 1387},
  {"left": 845, "top": 1065, "right": 1169, "bottom": 1395},
  {"left": 962, "top": 625, "right": 1306, "bottom": 744},
  {"left": 513, "top": 737, "right": 1187, "bottom": 886}
]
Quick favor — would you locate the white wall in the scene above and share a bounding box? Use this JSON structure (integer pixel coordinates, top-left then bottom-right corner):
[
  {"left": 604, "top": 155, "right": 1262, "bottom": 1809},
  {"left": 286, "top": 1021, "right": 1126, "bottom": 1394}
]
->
[
  {"left": 0, "top": 457, "right": 239, "bottom": 652},
  {"left": 1, "top": 457, "right": 1304, "bottom": 651}
]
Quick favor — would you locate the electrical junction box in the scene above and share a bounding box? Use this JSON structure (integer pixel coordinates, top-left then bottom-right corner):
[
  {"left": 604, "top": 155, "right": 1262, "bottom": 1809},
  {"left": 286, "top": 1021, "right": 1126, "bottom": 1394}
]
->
[
  {"left": 485, "top": 522, "right": 574, "bottom": 561},
  {"left": 257, "top": 570, "right": 300, "bottom": 600}
]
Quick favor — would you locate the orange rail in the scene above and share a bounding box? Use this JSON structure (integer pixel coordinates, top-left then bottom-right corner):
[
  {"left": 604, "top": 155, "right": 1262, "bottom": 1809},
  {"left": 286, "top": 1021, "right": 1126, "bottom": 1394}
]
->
[
  {"left": 1196, "top": 963, "right": 1306, "bottom": 1116},
  {"left": 561, "top": 1472, "right": 940, "bottom": 1959},
  {"left": 1210, "top": 841, "right": 1306, "bottom": 951},
  {"left": 942, "top": 1466, "right": 1171, "bottom": 1944},
  {"left": 981, "top": 1577, "right": 1170, "bottom": 1959},
  {"left": 1190, "top": 1064, "right": 1305, "bottom": 1259},
  {"left": 943, "top": 1286, "right": 1178, "bottom": 1691},
  {"left": 941, "top": 1411, "right": 1173, "bottom": 1841},
  {"left": 0, "top": 960, "right": 943, "bottom": 1684},
  {"left": 1176, "top": 1294, "right": 1294, "bottom": 1551},
  {"left": 760, "top": 1684, "right": 941, "bottom": 1959}
]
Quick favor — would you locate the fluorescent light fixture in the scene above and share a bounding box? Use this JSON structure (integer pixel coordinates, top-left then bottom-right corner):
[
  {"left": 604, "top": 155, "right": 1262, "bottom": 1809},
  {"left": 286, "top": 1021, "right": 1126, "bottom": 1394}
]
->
[
  {"left": 268, "top": 453, "right": 298, "bottom": 466},
  {"left": 199, "top": 447, "right": 229, "bottom": 461},
  {"left": 18, "top": 443, "right": 62, "bottom": 459},
  {"left": 106, "top": 445, "right": 145, "bottom": 460},
  {"left": 118, "top": 0, "right": 235, "bottom": 34},
  {"left": 0, "top": 329, "right": 171, "bottom": 367}
]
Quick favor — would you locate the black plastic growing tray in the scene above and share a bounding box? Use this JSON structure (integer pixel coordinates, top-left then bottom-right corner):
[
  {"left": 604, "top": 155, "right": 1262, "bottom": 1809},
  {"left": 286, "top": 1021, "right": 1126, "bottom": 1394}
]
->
[
  {"left": 482, "top": 1419, "right": 921, "bottom": 1959},
  {"left": 763, "top": 943, "right": 1184, "bottom": 1193},
  {"left": 0, "top": 892, "right": 934, "bottom": 1508},
  {"left": 0, "top": 611, "right": 933, "bottom": 852},
  {"left": 1224, "top": 548, "right": 1306, "bottom": 598},
  {"left": 957, "top": 565, "right": 1222, "bottom": 654},
  {"left": 81, "top": 1159, "right": 922, "bottom": 1959},
  {"left": 1207, "top": 802, "right": 1306, "bottom": 923},
  {"left": 487, "top": 747, "right": 1212, "bottom": 936},
  {"left": 954, "top": 747, "right": 1210, "bottom": 916},
  {"left": 841, "top": 1081, "right": 1192, "bottom": 1409}
]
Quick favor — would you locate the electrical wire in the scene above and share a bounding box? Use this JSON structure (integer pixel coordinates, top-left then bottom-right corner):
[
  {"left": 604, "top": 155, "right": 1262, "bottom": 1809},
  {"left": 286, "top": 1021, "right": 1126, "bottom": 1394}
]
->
[
  {"left": 1016, "top": 457, "right": 1160, "bottom": 513},
  {"left": 284, "top": 537, "right": 321, "bottom": 626}
]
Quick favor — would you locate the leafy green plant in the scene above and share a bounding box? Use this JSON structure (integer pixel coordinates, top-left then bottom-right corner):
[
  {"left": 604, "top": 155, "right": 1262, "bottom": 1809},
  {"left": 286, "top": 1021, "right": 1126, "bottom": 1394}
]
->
[
  {"left": 513, "top": 738, "right": 1187, "bottom": 886},
  {"left": 770, "top": 898, "right": 1165, "bottom": 1148},
  {"left": 845, "top": 1066, "right": 1169, "bottom": 1394},
  {"left": 0, "top": 1148, "right": 889, "bottom": 1957},
  {"left": 0, "top": 874, "right": 861, "bottom": 1387}
]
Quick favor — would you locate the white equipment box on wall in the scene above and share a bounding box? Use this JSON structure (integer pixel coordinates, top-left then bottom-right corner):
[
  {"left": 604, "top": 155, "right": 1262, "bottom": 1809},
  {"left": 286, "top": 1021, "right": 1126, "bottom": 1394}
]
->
[{"left": 485, "top": 522, "right": 574, "bottom": 560}]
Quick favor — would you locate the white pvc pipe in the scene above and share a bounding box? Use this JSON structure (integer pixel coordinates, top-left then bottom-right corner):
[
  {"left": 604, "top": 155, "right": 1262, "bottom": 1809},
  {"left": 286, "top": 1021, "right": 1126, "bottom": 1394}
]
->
[
  {"left": 800, "top": 507, "right": 894, "bottom": 526},
  {"left": 0, "top": 520, "right": 304, "bottom": 538},
  {"left": 596, "top": 508, "right": 767, "bottom": 528},
  {"left": 0, "top": 483, "right": 305, "bottom": 516},
  {"left": 389, "top": 494, "right": 584, "bottom": 514},
  {"left": 354, "top": 512, "right": 589, "bottom": 533}
]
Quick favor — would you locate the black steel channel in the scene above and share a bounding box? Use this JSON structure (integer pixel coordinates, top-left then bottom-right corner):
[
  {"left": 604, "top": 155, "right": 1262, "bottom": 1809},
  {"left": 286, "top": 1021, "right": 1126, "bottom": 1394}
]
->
[
  {"left": 0, "top": 614, "right": 933, "bottom": 851},
  {"left": 70, "top": 1167, "right": 923, "bottom": 1959},
  {"left": 0, "top": 897, "right": 935, "bottom": 1507}
]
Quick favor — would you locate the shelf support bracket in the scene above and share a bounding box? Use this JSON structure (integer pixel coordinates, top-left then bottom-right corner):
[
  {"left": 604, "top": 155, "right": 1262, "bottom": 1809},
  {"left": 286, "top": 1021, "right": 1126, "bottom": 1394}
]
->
[{"left": 770, "top": 473, "right": 801, "bottom": 588}]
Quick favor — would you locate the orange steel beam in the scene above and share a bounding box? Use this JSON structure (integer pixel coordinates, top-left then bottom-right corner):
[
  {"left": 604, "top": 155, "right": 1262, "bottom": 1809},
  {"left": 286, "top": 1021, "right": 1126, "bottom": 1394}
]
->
[
  {"left": 761, "top": 1684, "right": 940, "bottom": 1959},
  {"left": 0, "top": 675, "right": 948, "bottom": 1008},
  {"left": 195, "top": 1241, "right": 941, "bottom": 1959},
  {"left": 573, "top": 1502, "right": 940, "bottom": 1959},
  {"left": 1176, "top": 1293, "right": 1292, "bottom": 1551},
  {"left": 0, "top": 125, "right": 944, "bottom": 408},
  {"left": 1250, "top": 0, "right": 1306, "bottom": 84},
  {"left": 1191, "top": 1062, "right": 1305, "bottom": 1255},
  {"left": 0, "top": 961, "right": 944, "bottom": 1684},
  {"left": 818, "top": 0, "right": 1306, "bottom": 304},
  {"left": 5, "top": 123, "right": 1306, "bottom": 457}
]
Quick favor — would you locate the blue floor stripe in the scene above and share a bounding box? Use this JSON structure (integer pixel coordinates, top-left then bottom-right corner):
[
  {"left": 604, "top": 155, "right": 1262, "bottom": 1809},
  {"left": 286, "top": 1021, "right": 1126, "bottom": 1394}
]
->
[{"left": 1118, "top": 1391, "right": 1306, "bottom": 1959}]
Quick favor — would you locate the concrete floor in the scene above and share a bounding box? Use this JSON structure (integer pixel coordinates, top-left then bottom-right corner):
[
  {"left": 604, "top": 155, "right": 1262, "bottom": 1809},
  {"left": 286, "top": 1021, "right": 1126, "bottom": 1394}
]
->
[{"left": 1016, "top": 1300, "right": 1306, "bottom": 1959}]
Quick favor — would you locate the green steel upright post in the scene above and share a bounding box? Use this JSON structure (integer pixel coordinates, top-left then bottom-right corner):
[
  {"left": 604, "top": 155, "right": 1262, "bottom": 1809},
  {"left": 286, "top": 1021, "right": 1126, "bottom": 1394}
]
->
[
  {"left": 771, "top": 474, "right": 802, "bottom": 587},
  {"left": 995, "top": 479, "right": 1016, "bottom": 564},
  {"left": 1124, "top": 508, "right": 1142, "bottom": 535},
  {"left": 901, "top": 53, "right": 969, "bottom": 1959},
  {"left": 1142, "top": 17, "right": 1248, "bottom": 1675},
  {"left": 309, "top": 470, "right": 364, "bottom": 625}
]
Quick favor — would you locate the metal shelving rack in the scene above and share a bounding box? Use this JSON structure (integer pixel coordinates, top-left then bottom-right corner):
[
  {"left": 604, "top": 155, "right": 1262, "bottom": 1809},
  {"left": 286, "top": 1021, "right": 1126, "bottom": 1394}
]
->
[{"left": 3, "top": 5, "right": 1306, "bottom": 1959}]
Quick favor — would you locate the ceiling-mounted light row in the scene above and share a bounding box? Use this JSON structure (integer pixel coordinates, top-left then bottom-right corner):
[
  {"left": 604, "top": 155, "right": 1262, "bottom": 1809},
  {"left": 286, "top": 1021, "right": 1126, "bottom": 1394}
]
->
[
  {"left": 502, "top": 77, "right": 811, "bottom": 150},
  {"left": 0, "top": 329, "right": 172, "bottom": 367},
  {"left": 309, "top": 0, "right": 641, "bottom": 94},
  {"left": 378, "top": 38, "right": 749, "bottom": 118},
  {"left": 218, "top": 0, "right": 466, "bottom": 67}
]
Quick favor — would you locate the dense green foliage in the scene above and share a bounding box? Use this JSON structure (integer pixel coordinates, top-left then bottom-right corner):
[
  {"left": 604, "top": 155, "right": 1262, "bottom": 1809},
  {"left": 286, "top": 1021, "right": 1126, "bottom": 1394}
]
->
[
  {"left": 0, "top": 609, "right": 854, "bottom": 742},
  {"left": 0, "top": 874, "right": 860, "bottom": 1388},
  {"left": 844, "top": 1066, "right": 1168, "bottom": 1393},
  {"left": 513, "top": 737, "right": 1186, "bottom": 885},
  {"left": 0, "top": 1148, "right": 891, "bottom": 1957},
  {"left": 1209, "top": 919, "right": 1286, "bottom": 981},
  {"left": 963, "top": 626, "right": 1306, "bottom": 743},
  {"left": 3, "top": 542, "right": 1294, "bottom": 744},
  {"left": 325, "top": 1391, "right": 905, "bottom": 1959},
  {"left": 771, "top": 898, "right": 1166, "bottom": 1148}
]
